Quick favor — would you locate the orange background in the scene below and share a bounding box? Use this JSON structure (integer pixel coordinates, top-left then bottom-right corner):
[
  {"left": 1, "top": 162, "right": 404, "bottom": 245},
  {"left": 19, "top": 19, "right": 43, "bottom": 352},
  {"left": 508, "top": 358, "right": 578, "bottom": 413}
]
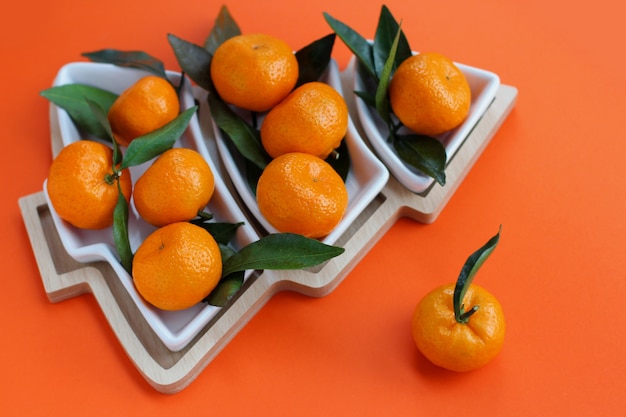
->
[{"left": 3, "top": 0, "right": 625, "bottom": 414}]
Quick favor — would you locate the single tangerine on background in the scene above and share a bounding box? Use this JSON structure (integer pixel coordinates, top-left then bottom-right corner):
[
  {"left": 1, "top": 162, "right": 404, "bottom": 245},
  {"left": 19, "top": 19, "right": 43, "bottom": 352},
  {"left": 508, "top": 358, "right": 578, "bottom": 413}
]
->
[{"left": 411, "top": 227, "right": 505, "bottom": 372}]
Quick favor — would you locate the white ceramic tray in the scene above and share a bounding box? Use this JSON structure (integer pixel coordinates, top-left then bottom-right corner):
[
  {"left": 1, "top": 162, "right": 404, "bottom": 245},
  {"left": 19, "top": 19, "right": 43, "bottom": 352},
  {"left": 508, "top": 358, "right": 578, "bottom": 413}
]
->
[
  {"left": 214, "top": 59, "right": 389, "bottom": 245},
  {"left": 43, "top": 62, "right": 260, "bottom": 352},
  {"left": 351, "top": 55, "right": 500, "bottom": 194},
  {"left": 19, "top": 60, "right": 517, "bottom": 393}
]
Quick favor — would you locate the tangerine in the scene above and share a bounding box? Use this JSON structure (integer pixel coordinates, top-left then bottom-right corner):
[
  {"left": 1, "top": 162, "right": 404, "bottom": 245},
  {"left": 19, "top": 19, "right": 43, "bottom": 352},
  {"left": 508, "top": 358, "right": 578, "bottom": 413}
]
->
[
  {"left": 389, "top": 52, "right": 471, "bottom": 136},
  {"left": 411, "top": 283, "right": 506, "bottom": 372},
  {"left": 256, "top": 152, "right": 348, "bottom": 239},
  {"left": 107, "top": 75, "right": 179, "bottom": 147},
  {"left": 210, "top": 33, "right": 299, "bottom": 112},
  {"left": 132, "top": 222, "right": 222, "bottom": 311},
  {"left": 260, "top": 81, "right": 349, "bottom": 160},
  {"left": 46, "top": 140, "right": 132, "bottom": 230},
  {"left": 411, "top": 228, "right": 505, "bottom": 372},
  {"left": 133, "top": 147, "right": 215, "bottom": 227}
]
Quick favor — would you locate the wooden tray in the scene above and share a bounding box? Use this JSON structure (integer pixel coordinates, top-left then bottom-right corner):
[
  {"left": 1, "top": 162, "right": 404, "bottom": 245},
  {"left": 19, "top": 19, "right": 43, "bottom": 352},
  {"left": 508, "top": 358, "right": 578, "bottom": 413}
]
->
[{"left": 19, "top": 83, "right": 517, "bottom": 394}]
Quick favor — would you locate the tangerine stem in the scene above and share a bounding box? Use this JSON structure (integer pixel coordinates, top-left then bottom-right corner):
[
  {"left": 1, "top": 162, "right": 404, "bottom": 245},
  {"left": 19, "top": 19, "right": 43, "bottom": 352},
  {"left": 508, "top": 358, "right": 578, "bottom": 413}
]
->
[
  {"left": 104, "top": 171, "right": 120, "bottom": 186},
  {"left": 457, "top": 305, "right": 479, "bottom": 324}
]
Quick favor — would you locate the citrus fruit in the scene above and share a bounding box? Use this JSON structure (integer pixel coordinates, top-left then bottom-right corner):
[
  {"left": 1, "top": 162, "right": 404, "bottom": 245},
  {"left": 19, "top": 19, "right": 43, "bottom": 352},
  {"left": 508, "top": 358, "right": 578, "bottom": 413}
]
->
[
  {"left": 411, "top": 283, "right": 506, "bottom": 372},
  {"left": 133, "top": 147, "right": 215, "bottom": 227},
  {"left": 256, "top": 152, "right": 348, "bottom": 239},
  {"left": 210, "top": 33, "right": 299, "bottom": 112},
  {"left": 260, "top": 81, "right": 349, "bottom": 159},
  {"left": 389, "top": 52, "right": 471, "bottom": 136},
  {"left": 46, "top": 140, "right": 132, "bottom": 230},
  {"left": 107, "top": 75, "right": 179, "bottom": 147},
  {"left": 132, "top": 222, "right": 222, "bottom": 311},
  {"left": 411, "top": 228, "right": 505, "bottom": 372}
]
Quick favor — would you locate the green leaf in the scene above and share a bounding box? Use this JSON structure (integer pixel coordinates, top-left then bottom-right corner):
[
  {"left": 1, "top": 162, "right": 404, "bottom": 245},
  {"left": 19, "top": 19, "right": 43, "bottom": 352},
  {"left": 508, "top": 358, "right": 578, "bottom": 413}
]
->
[
  {"left": 203, "top": 4, "right": 241, "bottom": 54},
  {"left": 244, "top": 158, "right": 264, "bottom": 196},
  {"left": 40, "top": 84, "right": 118, "bottom": 139},
  {"left": 325, "top": 139, "right": 350, "bottom": 182},
  {"left": 83, "top": 97, "right": 125, "bottom": 167},
  {"left": 374, "top": 25, "right": 402, "bottom": 125},
  {"left": 208, "top": 94, "right": 269, "bottom": 170},
  {"left": 189, "top": 219, "right": 244, "bottom": 245},
  {"left": 120, "top": 106, "right": 197, "bottom": 169},
  {"left": 295, "top": 33, "right": 336, "bottom": 87},
  {"left": 113, "top": 181, "right": 133, "bottom": 274},
  {"left": 453, "top": 226, "right": 502, "bottom": 323},
  {"left": 323, "top": 12, "right": 376, "bottom": 79},
  {"left": 394, "top": 134, "right": 447, "bottom": 186},
  {"left": 354, "top": 89, "right": 376, "bottom": 108},
  {"left": 82, "top": 49, "right": 168, "bottom": 80},
  {"left": 84, "top": 97, "right": 115, "bottom": 141},
  {"left": 222, "top": 233, "right": 345, "bottom": 277},
  {"left": 204, "top": 272, "right": 245, "bottom": 307},
  {"left": 372, "top": 5, "right": 412, "bottom": 77},
  {"left": 168, "top": 33, "right": 215, "bottom": 92},
  {"left": 203, "top": 244, "right": 245, "bottom": 306}
]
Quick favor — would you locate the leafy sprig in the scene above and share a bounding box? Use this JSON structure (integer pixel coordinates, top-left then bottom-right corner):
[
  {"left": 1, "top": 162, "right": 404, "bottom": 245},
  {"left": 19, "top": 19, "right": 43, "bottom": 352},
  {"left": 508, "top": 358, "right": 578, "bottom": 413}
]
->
[
  {"left": 453, "top": 226, "right": 502, "bottom": 323},
  {"left": 324, "top": 5, "right": 447, "bottom": 186}
]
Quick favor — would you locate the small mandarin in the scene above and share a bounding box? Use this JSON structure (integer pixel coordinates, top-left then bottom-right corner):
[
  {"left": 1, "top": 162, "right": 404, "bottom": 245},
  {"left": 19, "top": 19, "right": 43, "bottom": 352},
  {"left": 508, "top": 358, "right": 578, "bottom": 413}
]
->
[
  {"left": 46, "top": 140, "right": 132, "bottom": 230},
  {"left": 411, "top": 228, "right": 505, "bottom": 372},
  {"left": 108, "top": 75, "right": 179, "bottom": 147},
  {"left": 132, "top": 222, "right": 222, "bottom": 311},
  {"left": 411, "top": 283, "right": 506, "bottom": 372},
  {"left": 210, "top": 33, "right": 299, "bottom": 112},
  {"left": 260, "top": 81, "right": 349, "bottom": 160},
  {"left": 389, "top": 52, "right": 471, "bottom": 136},
  {"left": 256, "top": 152, "right": 348, "bottom": 239},
  {"left": 133, "top": 148, "right": 215, "bottom": 227}
]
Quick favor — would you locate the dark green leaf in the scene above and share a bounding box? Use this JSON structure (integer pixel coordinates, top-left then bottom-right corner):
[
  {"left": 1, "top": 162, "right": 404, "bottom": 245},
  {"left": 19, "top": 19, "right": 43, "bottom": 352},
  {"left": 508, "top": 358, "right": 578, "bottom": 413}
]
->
[
  {"left": 325, "top": 139, "right": 350, "bottom": 182},
  {"left": 203, "top": 5, "right": 241, "bottom": 54},
  {"left": 295, "top": 33, "right": 336, "bottom": 87},
  {"left": 374, "top": 25, "right": 402, "bottom": 125},
  {"left": 189, "top": 219, "right": 244, "bottom": 245},
  {"left": 372, "top": 5, "right": 412, "bottom": 77},
  {"left": 168, "top": 34, "right": 215, "bottom": 92},
  {"left": 82, "top": 49, "right": 168, "bottom": 80},
  {"left": 203, "top": 244, "right": 245, "bottom": 307},
  {"left": 323, "top": 12, "right": 376, "bottom": 79},
  {"left": 244, "top": 158, "right": 264, "bottom": 196},
  {"left": 394, "top": 134, "right": 447, "bottom": 186},
  {"left": 354, "top": 89, "right": 376, "bottom": 108},
  {"left": 453, "top": 226, "right": 502, "bottom": 323},
  {"left": 222, "top": 233, "right": 344, "bottom": 277},
  {"left": 40, "top": 84, "right": 118, "bottom": 139},
  {"left": 120, "top": 106, "right": 197, "bottom": 169},
  {"left": 84, "top": 98, "right": 115, "bottom": 141},
  {"left": 208, "top": 94, "right": 269, "bottom": 170},
  {"left": 113, "top": 181, "right": 133, "bottom": 274},
  {"left": 83, "top": 98, "right": 124, "bottom": 166},
  {"left": 204, "top": 272, "right": 245, "bottom": 307}
]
